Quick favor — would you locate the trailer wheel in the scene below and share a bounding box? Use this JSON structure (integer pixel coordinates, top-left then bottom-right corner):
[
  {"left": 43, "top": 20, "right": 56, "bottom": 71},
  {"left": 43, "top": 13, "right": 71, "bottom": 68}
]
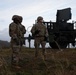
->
[
  {"left": 49, "top": 42, "right": 59, "bottom": 49},
  {"left": 57, "top": 37, "right": 67, "bottom": 48}
]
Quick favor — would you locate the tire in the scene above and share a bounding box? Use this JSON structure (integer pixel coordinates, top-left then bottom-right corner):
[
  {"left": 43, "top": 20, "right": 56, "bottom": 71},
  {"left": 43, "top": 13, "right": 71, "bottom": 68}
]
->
[
  {"left": 57, "top": 36, "right": 67, "bottom": 49},
  {"left": 49, "top": 42, "right": 59, "bottom": 49}
]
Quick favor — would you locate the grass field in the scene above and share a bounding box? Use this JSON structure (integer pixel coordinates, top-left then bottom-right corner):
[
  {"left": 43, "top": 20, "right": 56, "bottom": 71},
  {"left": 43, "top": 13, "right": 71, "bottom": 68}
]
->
[{"left": 0, "top": 47, "right": 76, "bottom": 75}]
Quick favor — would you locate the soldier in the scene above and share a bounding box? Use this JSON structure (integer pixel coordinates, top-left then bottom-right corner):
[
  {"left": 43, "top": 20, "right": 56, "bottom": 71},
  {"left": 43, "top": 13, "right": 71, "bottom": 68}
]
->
[
  {"left": 9, "top": 15, "right": 26, "bottom": 69},
  {"left": 17, "top": 16, "right": 26, "bottom": 47},
  {"left": 31, "top": 16, "right": 48, "bottom": 58}
]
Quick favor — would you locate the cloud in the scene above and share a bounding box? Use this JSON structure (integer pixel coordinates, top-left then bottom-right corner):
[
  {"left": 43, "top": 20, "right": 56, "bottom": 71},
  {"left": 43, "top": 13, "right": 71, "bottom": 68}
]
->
[{"left": 0, "top": 0, "right": 76, "bottom": 41}]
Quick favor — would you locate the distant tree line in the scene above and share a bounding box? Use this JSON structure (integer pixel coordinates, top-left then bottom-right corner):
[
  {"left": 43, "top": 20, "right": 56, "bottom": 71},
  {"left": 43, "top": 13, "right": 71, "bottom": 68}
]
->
[{"left": 0, "top": 40, "right": 10, "bottom": 48}]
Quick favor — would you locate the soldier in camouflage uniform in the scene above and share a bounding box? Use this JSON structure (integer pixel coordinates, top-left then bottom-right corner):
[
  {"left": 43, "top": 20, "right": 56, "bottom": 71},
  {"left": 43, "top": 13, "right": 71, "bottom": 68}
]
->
[
  {"left": 9, "top": 15, "right": 26, "bottom": 68},
  {"left": 17, "top": 16, "right": 26, "bottom": 47},
  {"left": 31, "top": 16, "right": 48, "bottom": 58}
]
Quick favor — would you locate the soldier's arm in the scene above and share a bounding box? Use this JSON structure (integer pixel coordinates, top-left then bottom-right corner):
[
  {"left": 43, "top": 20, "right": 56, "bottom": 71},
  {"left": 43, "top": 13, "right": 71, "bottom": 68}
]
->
[
  {"left": 9, "top": 24, "right": 14, "bottom": 37},
  {"left": 31, "top": 25, "right": 36, "bottom": 34},
  {"left": 9, "top": 24, "right": 12, "bottom": 37},
  {"left": 46, "top": 29, "right": 48, "bottom": 36},
  {"left": 9, "top": 23, "right": 18, "bottom": 38},
  {"left": 24, "top": 27, "right": 26, "bottom": 34},
  {"left": 22, "top": 25, "right": 26, "bottom": 34},
  {"left": 45, "top": 26, "right": 49, "bottom": 37}
]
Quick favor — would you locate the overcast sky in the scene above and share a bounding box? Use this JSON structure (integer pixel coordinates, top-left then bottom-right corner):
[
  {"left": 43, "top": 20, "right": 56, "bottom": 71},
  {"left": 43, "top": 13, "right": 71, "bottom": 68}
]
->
[
  {"left": 0, "top": 0, "right": 76, "bottom": 41},
  {"left": 0, "top": 0, "right": 76, "bottom": 30}
]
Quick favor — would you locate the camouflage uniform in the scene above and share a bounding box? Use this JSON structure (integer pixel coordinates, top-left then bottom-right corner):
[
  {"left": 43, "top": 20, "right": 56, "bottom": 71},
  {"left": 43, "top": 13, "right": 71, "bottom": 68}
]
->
[
  {"left": 31, "top": 16, "right": 48, "bottom": 58},
  {"left": 9, "top": 15, "right": 26, "bottom": 68}
]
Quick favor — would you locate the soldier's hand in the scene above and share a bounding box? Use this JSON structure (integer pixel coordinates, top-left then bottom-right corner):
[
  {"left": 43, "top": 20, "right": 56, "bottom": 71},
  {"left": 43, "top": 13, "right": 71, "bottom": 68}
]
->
[
  {"left": 12, "top": 34, "right": 17, "bottom": 40},
  {"left": 35, "top": 30, "right": 40, "bottom": 35}
]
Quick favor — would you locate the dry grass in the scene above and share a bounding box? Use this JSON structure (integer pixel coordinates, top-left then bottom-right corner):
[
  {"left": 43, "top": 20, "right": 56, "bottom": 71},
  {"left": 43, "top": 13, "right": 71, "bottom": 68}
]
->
[{"left": 0, "top": 48, "right": 76, "bottom": 75}]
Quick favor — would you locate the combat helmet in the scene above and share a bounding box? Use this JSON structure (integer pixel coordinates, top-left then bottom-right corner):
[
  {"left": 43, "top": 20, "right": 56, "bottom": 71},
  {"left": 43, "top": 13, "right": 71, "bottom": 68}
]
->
[
  {"left": 12, "top": 15, "right": 23, "bottom": 23},
  {"left": 37, "top": 16, "right": 43, "bottom": 22},
  {"left": 18, "top": 16, "right": 23, "bottom": 23},
  {"left": 12, "top": 15, "right": 19, "bottom": 21}
]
